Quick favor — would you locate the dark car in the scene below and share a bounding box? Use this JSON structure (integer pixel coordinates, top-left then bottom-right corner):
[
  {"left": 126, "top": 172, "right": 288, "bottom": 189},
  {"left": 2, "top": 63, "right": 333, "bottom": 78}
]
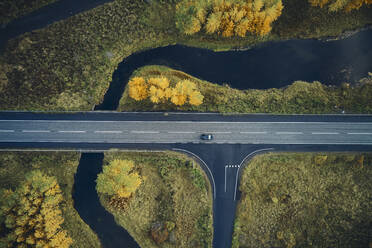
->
[{"left": 200, "top": 134, "right": 213, "bottom": 140}]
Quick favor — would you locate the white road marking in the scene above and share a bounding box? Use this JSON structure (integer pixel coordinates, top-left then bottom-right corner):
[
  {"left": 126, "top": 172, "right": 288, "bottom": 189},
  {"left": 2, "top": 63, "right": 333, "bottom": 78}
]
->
[
  {"left": 58, "top": 130, "right": 86, "bottom": 133},
  {"left": 2, "top": 120, "right": 372, "bottom": 124},
  {"left": 172, "top": 148, "right": 216, "bottom": 199},
  {"left": 131, "top": 131, "right": 159, "bottom": 134},
  {"left": 234, "top": 148, "right": 275, "bottom": 201},
  {"left": 347, "top": 132, "right": 372, "bottom": 135},
  {"left": 276, "top": 132, "right": 303, "bottom": 135},
  {"left": 311, "top": 132, "right": 339, "bottom": 135},
  {"left": 0, "top": 130, "right": 15, "bottom": 132},
  {"left": 225, "top": 166, "right": 227, "bottom": 192},
  {"left": 240, "top": 131, "right": 268, "bottom": 134},
  {"left": 225, "top": 165, "right": 240, "bottom": 192},
  {"left": 167, "top": 131, "right": 195, "bottom": 134},
  {"left": 22, "top": 130, "right": 50, "bottom": 133},
  {"left": 94, "top": 131, "right": 123, "bottom": 134}
]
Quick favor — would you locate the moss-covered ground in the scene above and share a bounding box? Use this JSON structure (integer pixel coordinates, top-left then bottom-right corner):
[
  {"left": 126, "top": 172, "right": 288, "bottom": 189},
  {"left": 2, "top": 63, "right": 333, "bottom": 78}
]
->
[
  {"left": 0, "top": 0, "right": 57, "bottom": 25},
  {"left": 0, "top": 0, "right": 371, "bottom": 110},
  {"left": 98, "top": 151, "right": 213, "bottom": 248},
  {"left": 119, "top": 65, "right": 372, "bottom": 114},
  {"left": 232, "top": 152, "right": 372, "bottom": 248},
  {"left": 0, "top": 152, "right": 101, "bottom": 248}
]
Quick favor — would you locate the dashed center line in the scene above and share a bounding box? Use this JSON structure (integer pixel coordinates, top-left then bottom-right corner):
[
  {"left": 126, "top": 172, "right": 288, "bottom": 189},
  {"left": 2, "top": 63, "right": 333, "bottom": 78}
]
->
[
  {"left": 167, "top": 131, "right": 195, "bottom": 134},
  {"left": 131, "top": 131, "right": 159, "bottom": 134},
  {"left": 347, "top": 132, "right": 372, "bottom": 135},
  {"left": 0, "top": 130, "right": 15, "bottom": 133},
  {"left": 22, "top": 130, "right": 50, "bottom": 133},
  {"left": 312, "top": 132, "right": 339, "bottom": 135},
  {"left": 276, "top": 132, "right": 303, "bottom": 135},
  {"left": 239, "top": 131, "right": 267, "bottom": 134},
  {"left": 58, "top": 130, "right": 86, "bottom": 133},
  {"left": 94, "top": 131, "right": 123, "bottom": 134}
]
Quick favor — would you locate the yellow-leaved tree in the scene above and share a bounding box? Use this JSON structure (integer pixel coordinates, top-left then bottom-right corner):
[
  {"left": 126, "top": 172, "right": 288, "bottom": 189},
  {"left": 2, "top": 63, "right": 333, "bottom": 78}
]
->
[
  {"left": 127, "top": 75, "right": 204, "bottom": 106},
  {"left": 148, "top": 77, "right": 172, "bottom": 104},
  {"left": 309, "top": 0, "right": 372, "bottom": 11},
  {"left": 96, "top": 159, "right": 142, "bottom": 199},
  {"left": 171, "top": 79, "right": 204, "bottom": 106},
  {"left": 0, "top": 171, "right": 73, "bottom": 248},
  {"left": 189, "top": 91, "right": 204, "bottom": 106},
  {"left": 176, "top": 0, "right": 283, "bottom": 37},
  {"left": 128, "top": 77, "right": 148, "bottom": 101}
]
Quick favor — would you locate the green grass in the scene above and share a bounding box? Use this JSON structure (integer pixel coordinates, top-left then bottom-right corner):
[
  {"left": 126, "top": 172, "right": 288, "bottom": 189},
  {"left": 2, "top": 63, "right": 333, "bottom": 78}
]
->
[
  {"left": 98, "top": 151, "right": 213, "bottom": 248},
  {"left": 232, "top": 152, "right": 372, "bottom": 248},
  {"left": 0, "top": 152, "right": 101, "bottom": 248},
  {"left": 119, "top": 65, "right": 372, "bottom": 114},
  {"left": 0, "top": 0, "right": 371, "bottom": 111},
  {"left": 0, "top": 0, "right": 57, "bottom": 25}
]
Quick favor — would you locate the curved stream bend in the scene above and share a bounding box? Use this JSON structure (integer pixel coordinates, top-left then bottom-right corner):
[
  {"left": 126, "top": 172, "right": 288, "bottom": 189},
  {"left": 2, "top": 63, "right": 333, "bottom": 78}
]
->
[
  {"left": 77, "top": 28, "right": 372, "bottom": 248},
  {"left": 73, "top": 153, "right": 140, "bottom": 248},
  {"left": 96, "top": 29, "right": 372, "bottom": 110}
]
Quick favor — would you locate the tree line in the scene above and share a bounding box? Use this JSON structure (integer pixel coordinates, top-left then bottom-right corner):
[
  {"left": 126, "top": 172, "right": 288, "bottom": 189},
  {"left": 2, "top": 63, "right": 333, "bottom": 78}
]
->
[
  {"left": 128, "top": 76, "right": 204, "bottom": 106},
  {"left": 0, "top": 171, "right": 73, "bottom": 248},
  {"left": 175, "top": 0, "right": 372, "bottom": 37},
  {"left": 309, "top": 0, "right": 371, "bottom": 12}
]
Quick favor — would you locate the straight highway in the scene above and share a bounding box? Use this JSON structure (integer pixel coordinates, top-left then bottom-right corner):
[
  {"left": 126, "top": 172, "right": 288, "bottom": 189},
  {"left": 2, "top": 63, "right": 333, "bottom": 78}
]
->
[
  {"left": 1, "top": 111, "right": 372, "bottom": 248},
  {"left": 1, "top": 118, "right": 372, "bottom": 144}
]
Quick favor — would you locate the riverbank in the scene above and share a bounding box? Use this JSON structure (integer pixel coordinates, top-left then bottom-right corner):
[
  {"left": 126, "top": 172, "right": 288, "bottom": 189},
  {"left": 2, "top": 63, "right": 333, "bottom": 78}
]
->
[
  {"left": 0, "top": 152, "right": 101, "bottom": 248},
  {"left": 0, "top": 0, "right": 57, "bottom": 25},
  {"left": 97, "top": 151, "right": 213, "bottom": 248},
  {"left": 0, "top": 0, "right": 371, "bottom": 111},
  {"left": 232, "top": 152, "right": 372, "bottom": 248},
  {"left": 118, "top": 65, "right": 372, "bottom": 114}
]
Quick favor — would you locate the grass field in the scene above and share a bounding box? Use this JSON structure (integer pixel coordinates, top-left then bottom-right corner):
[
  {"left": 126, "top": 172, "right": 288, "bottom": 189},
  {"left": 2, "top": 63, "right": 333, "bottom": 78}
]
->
[
  {"left": 98, "top": 151, "right": 213, "bottom": 248},
  {"left": 119, "top": 65, "right": 372, "bottom": 114},
  {"left": 0, "top": 152, "right": 101, "bottom": 248},
  {"left": 0, "top": 0, "right": 371, "bottom": 111},
  {"left": 232, "top": 152, "right": 372, "bottom": 248},
  {"left": 0, "top": 0, "right": 57, "bottom": 25}
]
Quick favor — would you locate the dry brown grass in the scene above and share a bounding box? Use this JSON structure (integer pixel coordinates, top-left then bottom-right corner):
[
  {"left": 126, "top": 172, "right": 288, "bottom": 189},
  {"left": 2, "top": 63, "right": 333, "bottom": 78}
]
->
[
  {"left": 98, "top": 151, "right": 213, "bottom": 248},
  {"left": 232, "top": 152, "right": 372, "bottom": 248},
  {"left": 0, "top": 152, "right": 101, "bottom": 248}
]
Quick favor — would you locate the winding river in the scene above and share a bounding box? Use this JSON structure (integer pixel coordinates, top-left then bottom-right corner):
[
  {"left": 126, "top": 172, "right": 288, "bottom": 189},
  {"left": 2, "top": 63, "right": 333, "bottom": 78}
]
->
[
  {"left": 78, "top": 29, "right": 372, "bottom": 247},
  {"left": 2, "top": 0, "right": 372, "bottom": 247},
  {"left": 96, "top": 28, "right": 372, "bottom": 110}
]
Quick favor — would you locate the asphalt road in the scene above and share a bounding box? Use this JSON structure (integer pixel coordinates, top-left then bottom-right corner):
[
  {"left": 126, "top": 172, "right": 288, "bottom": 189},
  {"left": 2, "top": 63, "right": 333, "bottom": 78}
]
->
[
  {"left": 1, "top": 112, "right": 372, "bottom": 248},
  {"left": 1, "top": 118, "right": 372, "bottom": 144}
]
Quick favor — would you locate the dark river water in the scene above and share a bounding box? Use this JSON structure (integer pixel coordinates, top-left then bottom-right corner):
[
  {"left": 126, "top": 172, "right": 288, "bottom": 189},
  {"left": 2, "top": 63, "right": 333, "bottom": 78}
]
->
[
  {"left": 2, "top": 0, "right": 370, "bottom": 247},
  {"left": 96, "top": 28, "right": 372, "bottom": 110},
  {"left": 73, "top": 153, "right": 139, "bottom": 248},
  {"left": 77, "top": 29, "right": 372, "bottom": 248}
]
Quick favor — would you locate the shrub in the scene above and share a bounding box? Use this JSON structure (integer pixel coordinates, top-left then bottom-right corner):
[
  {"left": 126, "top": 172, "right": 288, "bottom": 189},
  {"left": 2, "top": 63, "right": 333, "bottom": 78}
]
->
[
  {"left": 308, "top": 0, "right": 372, "bottom": 12},
  {"left": 190, "top": 168, "right": 206, "bottom": 189}
]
